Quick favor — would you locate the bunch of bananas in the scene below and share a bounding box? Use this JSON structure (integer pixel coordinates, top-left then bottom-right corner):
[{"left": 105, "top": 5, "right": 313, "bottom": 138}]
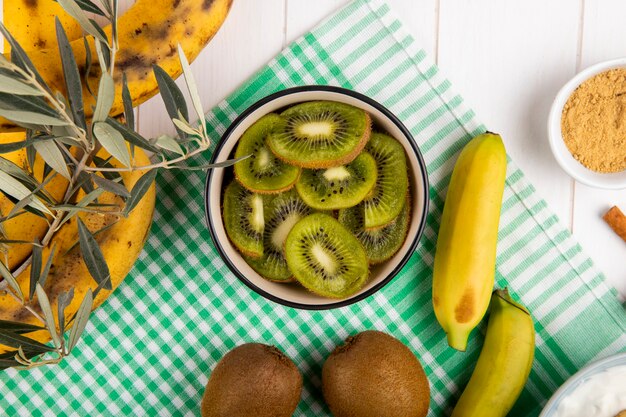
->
[{"left": 432, "top": 133, "right": 536, "bottom": 416}]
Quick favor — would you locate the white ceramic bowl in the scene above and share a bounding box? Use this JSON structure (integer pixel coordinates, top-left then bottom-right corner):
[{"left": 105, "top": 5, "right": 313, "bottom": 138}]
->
[
  {"left": 204, "top": 86, "right": 429, "bottom": 309},
  {"left": 539, "top": 351, "right": 626, "bottom": 417},
  {"left": 548, "top": 58, "right": 626, "bottom": 190}
]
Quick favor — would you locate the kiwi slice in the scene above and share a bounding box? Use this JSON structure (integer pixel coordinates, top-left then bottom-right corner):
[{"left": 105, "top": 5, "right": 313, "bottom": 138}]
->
[
  {"left": 295, "top": 152, "right": 377, "bottom": 210},
  {"left": 234, "top": 113, "right": 301, "bottom": 193},
  {"left": 362, "top": 133, "right": 408, "bottom": 229},
  {"left": 285, "top": 213, "right": 369, "bottom": 298},
  {"left": 339, "top": 195, "right": 410, "bottom": 264},
  {"left": 245, "top": 190, "right": 314, "bottom": 282},
  {"left": 222, "top": 180, "right": 264, "bottom": 258},
  {"left": 267, "top": 101, "right": 371, "bottom": 169}
]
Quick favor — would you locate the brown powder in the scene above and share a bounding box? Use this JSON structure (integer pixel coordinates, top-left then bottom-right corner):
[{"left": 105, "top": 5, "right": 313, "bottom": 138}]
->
[{"left": 561, "top": 68, "right": 626, "bottom": 173}]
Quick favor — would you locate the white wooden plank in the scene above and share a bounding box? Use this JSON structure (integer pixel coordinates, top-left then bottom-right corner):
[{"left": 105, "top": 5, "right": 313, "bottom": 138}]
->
[
  {"left": 573, "top": 0, "right": 626, "bottom": 297},
  {"left": 136, "top": 0, "right": 286, "bottom": 139},
  {"left": 285, "top": 0, "right": 350, "bottom": 45},
  {"left": 437, "top": 0, "right": 580, "bottom": 228}
]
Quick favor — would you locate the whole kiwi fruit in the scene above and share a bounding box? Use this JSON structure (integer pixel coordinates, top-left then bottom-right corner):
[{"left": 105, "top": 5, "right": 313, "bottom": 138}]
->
[
  {"left": 201, "top": 343, "right": 302, "bottom": 417},
  {"left": 322, "top": 330, "right": 430, "bottom": 417}
]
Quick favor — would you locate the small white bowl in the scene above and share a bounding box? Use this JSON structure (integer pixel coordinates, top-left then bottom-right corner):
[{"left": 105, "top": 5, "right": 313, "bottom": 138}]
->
[
  {"left": 539, "top": 351, "right": 626, "bottom": 417},
  {"left": 547, "top": 58, "right": 626, "bottom": 190},
  {"left": 204, "top": 86, "right": 429, "bottom": 310}
]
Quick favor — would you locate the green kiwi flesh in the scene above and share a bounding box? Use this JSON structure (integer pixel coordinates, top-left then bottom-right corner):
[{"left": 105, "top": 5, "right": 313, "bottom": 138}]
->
[
  {"left": 222, "top": 181, "right": 264, "bottom": 258},
  {"left": 295, "top": 152, "right": 377, "bottom": 210},
  {"left": 245, "top": 190, "right": 314, "bottom": 282},
  {"left": 234, "top": 113, "right": 301, "bottom": 193},
  {"left": 338, "top": 195, "right": 410, "bottom": 264},
  {"left": 267, "top": 101, "right": 371, "bottom": 169},
  {"left": 363, "top": 133, "right": 408, "bottom": 229},
  {"left": 285, "top": 213, "right": 369, "bottom": 299}
]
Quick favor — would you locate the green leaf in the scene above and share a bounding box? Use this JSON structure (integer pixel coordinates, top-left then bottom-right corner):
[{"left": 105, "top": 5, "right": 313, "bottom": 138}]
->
[
  {"left": 0, "top": 330, "right": 55, "bottom": 352},
  {"left": 172, "top": 118, "right": 199, "bottom": 137},
  {"left": 68, "top": 289, "right": 92, "bottom": 352},
  {"left": 92, "top": 73, "right": 114, "bottom": 122},
  {"left": 93, "top": 175, "right": 130, "bottom": 198},
  {"left": 35, "top": 284, "right": 61, "bottom": 349},
  {"left": 0, "top": 261, "right": 23, "bottom": 302},
  {"left": 0, "top": 23, "right": 49, "bottom": 90},
  {"left": 33, "top": 140, "right": 71, "bottom": 180},
  {"left": 0, "top": 171, "right": 51, "bottom": 215},
  {"left": 94, "top": 38, "right": 110, "bottom": 75},
  {"left": 155, "top": 135, "right": 184, "bottom": 156},
  {"left": 177, "top": 44, "right": 205, "bottom": 127},
  {"left": 0, "top": 93, "right": 60, "bottom": 118},
  {"left": 39, "top": 245, "right": 56, "bottom": 289},
  {"left": 56, "top": 18, "right": 86, "bottom": 131},
  {"left": 83, "top": 37, "right": 95, "bottom": 97},
  {"left": 93, "top": 121, "right": 131, "bottom": 167},
  {"left": 105, "top": 117, "right": 161, "bottom": 153},
  {"left": 58, "top": 188, "right": 104, "bottom": 228},
  {"left": 29, "top": 242, "right": 43, "bottom": 300},
  {"left": 57, "top": 288, "right": 74, "bottom": 336},
  {"left": 153, "top": 65, "right": 188, "bottom": 138},
  {"left": 0, "top": 74, "right": 44, "bottom": 96},
  {"left": 77, "top": 218, "right": 111, "bottom": 290},
  {"left": 0, "top": 109, "right": 69, "bottom": 126},
  {"left": 124, "top": 169, "right": 157, "bottom": 216},
  {"left": 61, "top": 220, "right": 118, "bottom": 256},
  {"left": 72, "top": 0, "right": 106, "bottom": 15},
  {"left": 0, "top": 320, "right": 44, "bottom": 334},
  {"left": 0, "top": 155, "right": 39, "bottom": 187},
  {"left": 121, "top": 73, "right": 134, "bottom": 129},
  {"left": 56, "top": 0, "right": 108, "bottom": 44}
]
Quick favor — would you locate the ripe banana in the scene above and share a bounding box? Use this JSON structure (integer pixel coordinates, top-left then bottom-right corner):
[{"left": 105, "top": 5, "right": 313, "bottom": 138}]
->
[
  {"left": 0, "top": 131, "right": 69, "bottom": 270},
  {"left": 0, "top": 0, "right": 233, "bottom": 131},
  {"left": 3, "top": 0, "right": 82, "bottom": 52},
  {"left": 0, "top": 148, "right": 155, "bottom": 352},
  {"left": 432, "top": 132, "right": 507, "bottom": 351},
  {"left": 451, "top": 289, "right": 535, "bottom": 417}
]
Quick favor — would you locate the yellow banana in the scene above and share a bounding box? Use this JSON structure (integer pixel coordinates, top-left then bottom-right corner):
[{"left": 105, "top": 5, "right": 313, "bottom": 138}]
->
[
  {"left": 432, "top": 132, "right": 507, "bottom": 351},
  {"left": 3, "top": 0, "right": 82, "bottom": 52},
  {"left": 0, "top": 131, "right": 69, "bottom": 270},
  {"left": 451, "top": 289, "right": 535, "bottom": 417},
  {"left": 0, "top": 148, "right": 155, "bottom": 352},
  {"left": 0, "top": 0, "right": 233, "bottom": 131}
]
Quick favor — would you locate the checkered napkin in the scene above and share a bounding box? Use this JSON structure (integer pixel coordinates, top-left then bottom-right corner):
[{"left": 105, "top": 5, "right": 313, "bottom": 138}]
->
[{"left": 1, "top": 0, "right": 624, "bottom": 415}]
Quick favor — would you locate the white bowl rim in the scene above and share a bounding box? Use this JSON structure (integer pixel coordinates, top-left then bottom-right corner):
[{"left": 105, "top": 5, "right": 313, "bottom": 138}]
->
[
  {"left": 538, "top": 351, "right": 626, "bottom": 416},
  {"left": 547, "top": 57, "right": 626, "bottom": 190},
  {"left": 203, "top": 85, "right": 430, "bottom": 310}
]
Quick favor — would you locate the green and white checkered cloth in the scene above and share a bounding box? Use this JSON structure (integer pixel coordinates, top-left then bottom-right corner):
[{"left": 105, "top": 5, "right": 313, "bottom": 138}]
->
[{"left": 2, "top": 0, "right": 625, "bottom": 415}]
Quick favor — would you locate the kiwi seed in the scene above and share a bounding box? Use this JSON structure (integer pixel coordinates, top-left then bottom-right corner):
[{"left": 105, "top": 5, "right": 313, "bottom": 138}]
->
[{"left": 222, "top": 180, "right": 265, "bottom": 258}]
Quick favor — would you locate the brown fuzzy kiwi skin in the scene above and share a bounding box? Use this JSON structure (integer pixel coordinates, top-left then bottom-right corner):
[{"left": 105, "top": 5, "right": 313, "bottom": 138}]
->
[
  {"left": 268, "top": 113, "right": 372, "bottom": 169},
  {"left": 322, "top": 330, "right": 430, "bottom": 417},
  {"left": 201, "top": 343, "right": 302, "bottom": 417}
]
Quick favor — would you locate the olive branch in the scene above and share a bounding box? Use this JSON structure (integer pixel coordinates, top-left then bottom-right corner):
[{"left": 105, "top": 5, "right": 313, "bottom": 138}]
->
[{"left": 0, "top": 0, "right": 239, "bottom": 369}]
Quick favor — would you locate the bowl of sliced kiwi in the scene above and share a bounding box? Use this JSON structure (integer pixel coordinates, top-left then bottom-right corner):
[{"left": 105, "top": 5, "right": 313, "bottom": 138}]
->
[{"left": 205, "top": 86, "right": 429, "bottom": 309}]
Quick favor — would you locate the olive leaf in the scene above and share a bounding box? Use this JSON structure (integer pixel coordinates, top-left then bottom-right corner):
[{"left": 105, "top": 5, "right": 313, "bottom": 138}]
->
[
  {"left": 56, "top": 0, "right": 108, "bottom": 44},
  {"left": 105, "top": 117, "right": 161, "bottom": 154},
  {"left": 93, "top": 175, "right": 130, "bottom": 198},
  {"left": 92, "top": 73, "right": 115, "bottom": 122},
  {"left": 93, "top": 122, "right": 131, "bottom": 167},
  {"left": 57, "top": 288, "right": 75, "bottom": 337},
  {"left": 83, "top": 37, "right": 95, "bottom": 97},
  {"left": 30, "top": 245, "right": 56, "bottom": 300},
  {"left": 0, "top": 23, "right": 49, "bottom": 90},
  {"left": 29, "top": 242, "right": 43, "bottom": 300},
  {"left": 121, "top": 73, "right": 134, "bottom": 129},
  {"left": 0, "top": 320, "right": 44, "bottom": 334},
  {"left": 94, "top": 38, "right": 111, "bottom": 75},
  {"left": 0, "top": 331, "right": 54, "bottom": 352},
  {"left": 171, "top": 118, "right": 199, "bottom": 137},
  {"left": 177, "top": 44, "right": 205, "bottom": 129},
  {"left": 56, "top": 18, "right": 86, "bottom": 130},
  {"left": 33, "top": 140, "right": 71, "bottom": 180},
  {"left": 35, "top": 284, "right": 62, "bottom": 349},
  {"left": 0, "top": 171, "right": 52, "bottom": 215},
  {"left": 153, "top": 64, "right": 188, "bottom": 138},
  {"left": 0, "top": 74, "right": 44, "bottom": 96},
  {"left": 0, "top": 261, "right": 23, "bottom": 302},
  {"left": 68, "top": 289, "right": 93, "bottom": 352},
  {"left": 155, "top": 135, "right": 184, "bottom": 156},
  {"left": 0, "top": 155, "right": 40, "bottom": 187},
  {"left": 77, "top": 218, "right": 112, "bottom": 290},
  {"left": 73, "top": 0, "right": 106, "bottom": 15},
  {"left": 0, "top": 109, "right": 68, "bottom": 127},
  {"left": 124, "top": 169, "right": 158, "bottom": 216}
]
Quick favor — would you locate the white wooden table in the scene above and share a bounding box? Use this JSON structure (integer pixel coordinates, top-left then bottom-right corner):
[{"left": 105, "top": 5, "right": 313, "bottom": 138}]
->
[{"left": 133, "top": 0, "right": 626, "bottom": 297}]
